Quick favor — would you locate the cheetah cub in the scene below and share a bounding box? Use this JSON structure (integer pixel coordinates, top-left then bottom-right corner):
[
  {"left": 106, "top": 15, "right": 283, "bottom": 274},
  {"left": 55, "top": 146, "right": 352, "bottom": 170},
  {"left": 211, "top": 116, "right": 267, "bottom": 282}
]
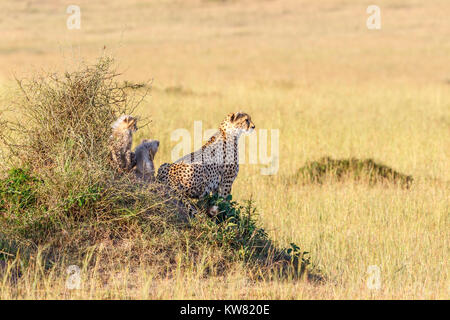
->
[
  {"left": 109, "top": 115, "right": 138, "bottom": 173},
  {"left": 157, "top": 111, "right": 255, "bottom": 200},
  {"left": 134, "top": 139, "right": 160, "bottom": 182}
]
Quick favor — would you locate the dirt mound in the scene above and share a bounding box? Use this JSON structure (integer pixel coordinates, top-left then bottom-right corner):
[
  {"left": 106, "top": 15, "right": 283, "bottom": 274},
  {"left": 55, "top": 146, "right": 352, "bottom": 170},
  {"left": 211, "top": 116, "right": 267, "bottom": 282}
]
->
[{"left": 296, "top": 157, "right": 413, "bottom": 188}]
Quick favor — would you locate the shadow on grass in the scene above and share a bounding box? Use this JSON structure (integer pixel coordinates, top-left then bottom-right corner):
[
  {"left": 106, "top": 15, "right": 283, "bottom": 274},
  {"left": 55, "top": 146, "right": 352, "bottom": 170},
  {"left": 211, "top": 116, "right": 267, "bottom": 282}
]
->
[{"left": 197, "top": 194, "right": 325, "bottom": 283}]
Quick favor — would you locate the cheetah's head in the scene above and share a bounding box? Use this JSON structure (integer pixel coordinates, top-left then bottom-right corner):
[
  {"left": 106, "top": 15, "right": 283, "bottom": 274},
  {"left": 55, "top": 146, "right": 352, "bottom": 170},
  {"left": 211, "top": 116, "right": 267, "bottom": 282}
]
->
[
  {"left": 220, "top": 111, "right": 255, "bottom": 136},
  {"left": 111, "top": 115, "right": 138, "bottom": 133},
  {"left": 140, "top": 139, "right": 160, "bottom": 160}
]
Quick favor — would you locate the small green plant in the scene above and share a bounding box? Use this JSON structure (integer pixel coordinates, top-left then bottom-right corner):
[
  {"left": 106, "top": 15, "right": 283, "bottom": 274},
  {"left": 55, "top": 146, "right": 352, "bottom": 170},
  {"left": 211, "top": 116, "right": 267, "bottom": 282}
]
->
[
  {"left": 0, "top": 168, "right": 41, "bottom": 214},
  {"left": 61, "top": 185, "right": 103, "bottom": 213},
  {"left": 200, "top": 194, "right": 267, "bottom": 260}
]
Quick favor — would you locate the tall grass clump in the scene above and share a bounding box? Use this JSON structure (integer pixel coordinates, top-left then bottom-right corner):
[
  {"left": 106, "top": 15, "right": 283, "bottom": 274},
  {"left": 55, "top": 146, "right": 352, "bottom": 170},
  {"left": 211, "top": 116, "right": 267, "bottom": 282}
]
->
[{"left": 0, "top": 57, "right": 317, "bottom": 289}]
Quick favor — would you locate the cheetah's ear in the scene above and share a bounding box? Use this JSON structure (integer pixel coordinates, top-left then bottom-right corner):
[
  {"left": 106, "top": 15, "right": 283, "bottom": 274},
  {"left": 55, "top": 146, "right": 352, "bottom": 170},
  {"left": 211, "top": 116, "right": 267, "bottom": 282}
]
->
[
  {"left": 151, "top": 140, "right": 160, "bottom": 156},
  {"left": 127, "top": 117, "right": 137, "bottom": 128},
  {"left": 232, "top": 111, "right": 245, "bottom": 121},
  {"left": 228, "top": 112, "right": 235, "bottom": 121}
]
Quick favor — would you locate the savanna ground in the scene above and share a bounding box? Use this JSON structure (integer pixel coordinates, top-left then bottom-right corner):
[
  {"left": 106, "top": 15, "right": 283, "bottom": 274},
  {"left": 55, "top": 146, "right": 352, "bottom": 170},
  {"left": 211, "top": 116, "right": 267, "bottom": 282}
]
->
[{"left": 0, "top": 0, "right": 449, "bottom": 299}]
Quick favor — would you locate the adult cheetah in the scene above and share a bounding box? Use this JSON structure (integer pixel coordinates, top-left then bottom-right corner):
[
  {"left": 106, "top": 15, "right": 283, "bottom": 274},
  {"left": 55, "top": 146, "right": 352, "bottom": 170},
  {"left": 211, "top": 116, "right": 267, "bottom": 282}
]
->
[{"left": 157, "top": 111, "right": 255, "bottom": 199}]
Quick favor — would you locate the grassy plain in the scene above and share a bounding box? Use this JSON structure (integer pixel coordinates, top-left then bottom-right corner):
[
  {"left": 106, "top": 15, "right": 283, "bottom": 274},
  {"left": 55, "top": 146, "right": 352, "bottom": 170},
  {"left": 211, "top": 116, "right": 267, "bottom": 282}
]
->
[{"left": 0, "top": 0, "right": 449, "bottom": 299}]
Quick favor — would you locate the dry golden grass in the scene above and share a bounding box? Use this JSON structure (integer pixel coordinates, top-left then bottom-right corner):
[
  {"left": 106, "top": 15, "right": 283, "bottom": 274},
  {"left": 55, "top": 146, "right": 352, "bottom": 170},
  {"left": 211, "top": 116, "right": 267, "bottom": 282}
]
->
[{"left": 1, "top": 0, "right": 449, "bottom": 299}]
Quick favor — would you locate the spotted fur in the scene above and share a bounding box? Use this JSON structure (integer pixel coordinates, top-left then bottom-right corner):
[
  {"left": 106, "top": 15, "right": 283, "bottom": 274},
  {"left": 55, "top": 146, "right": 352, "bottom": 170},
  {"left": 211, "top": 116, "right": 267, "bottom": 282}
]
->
[
  {"left": 109, "top": 115, "right": 138, "bottom": 173},
  {"left": 157, "top": 111, "right": 255, "bottom": 200}
]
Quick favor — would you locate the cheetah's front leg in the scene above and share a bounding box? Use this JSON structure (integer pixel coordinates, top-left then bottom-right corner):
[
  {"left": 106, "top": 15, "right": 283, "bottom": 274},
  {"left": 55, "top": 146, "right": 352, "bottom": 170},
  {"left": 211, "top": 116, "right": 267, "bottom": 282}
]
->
[
  {"left": 218, "top": 166, "right": 238, "bottom": 198},
  {"left": 125, "top": 150, "right": 136, "bottom": 171}
]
